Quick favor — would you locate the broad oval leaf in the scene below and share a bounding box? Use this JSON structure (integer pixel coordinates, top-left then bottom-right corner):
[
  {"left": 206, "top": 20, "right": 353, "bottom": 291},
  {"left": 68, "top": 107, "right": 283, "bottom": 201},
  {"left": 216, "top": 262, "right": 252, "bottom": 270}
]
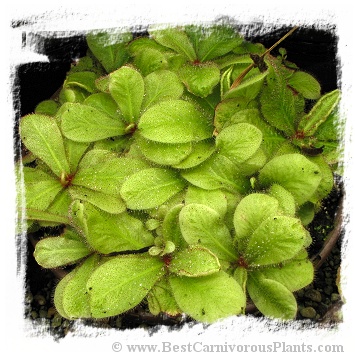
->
[
  {"left": 169, "top": 246, "right": 221, "bottom": 277},
  {"left": 179, "top": 203, "right": 237, "bottom": 261},
  {"left": 287, "top": 71, "right": 321, "bottom": 100},
  {"left": 142, "top": 70, "right": 184, "bottom": 110},
  {"left": 20, "top": 114, "right": 70, "bottom": 177},
  {"left": 181, "top": 153, "right": 250, "bottom": 194},
  {"left": 55, "top": 255, "right": 99, "bottom": 319},
  {"left": 258, "top": 153, "right": 322, "bottom": 205},
  {"left": 233, "top": 193, "right": 280, "bottom": 244},
  {"left": 247, "top": 272, "right": 298, "bottom": 320},
  {"left": 22, "top": 167, "right": 63, "bottom": 210},
  {"left": 216, "top": 123, "right": 262, "bottom": 164},
  {"left": 136, "top": 135, "right": 192, "bottom": 166},
  {"left": 150, "top": 27, "right": 197, "bottom": 61},
  {"left": 120, "top": 168, "right": 186, "bottom": 210},
  {"left": 109, "top": 66, "right": 145, "bottom": 123},
  {"left": 261, "top": 250, "right": 314, "bottom": 292},
  {"left": 170, "top": 271, "right": 246, "bottom": 323},
  {"left": 64, "top": 71, "right": 97, "bottom": 93},
  {"left": 138, "top": 100, "right": 213, "bottom": 144},
  {"left": 179, "top": 62, "right": 220, "bottom": 98},
  {"left": 87, "top": 254, "right": 164, "bottom": 318},
  {"left": 34, "top": 235, "right": 91, "bottom": 269},
  {"left": 60, "top": 103, "right": 126, "bottom": 142},
  {"left": 245, "top": 215, "right": 309, "bottom": 267},
  {"left": 84, "top": 92, "right": 122, "bottom": 119}
]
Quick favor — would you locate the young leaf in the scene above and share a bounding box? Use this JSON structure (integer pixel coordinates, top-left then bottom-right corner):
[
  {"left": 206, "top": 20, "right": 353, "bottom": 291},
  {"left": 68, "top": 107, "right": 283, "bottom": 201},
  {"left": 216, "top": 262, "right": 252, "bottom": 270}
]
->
[
  {"left": 258, "top": 153, "right": 322, "bottom": 205},
  {"left": 247, "top": 272, "right": 297, "bottom": 320},
  {"left": 55, "top": 255, "right": 99, "bottom": 319},
  {"left": 147, "top": 277, "right": 181, "bottom": 316},
  {"left": 245, "top": 216, "right": 309, "bottom": 266},
  {"left": 179, "top": 203, "right": 237, "bottom": 261},
  {"left": 87, "top": 254, "right": 164, "bottom": 318},
  {"left": 35, "top": 99, "right": 59, "bottom": 116},
  {"left": 170, "top": 271, "right": 245, "bottom": 323},
  {"left": 150, "top": 27, "right": 197, "bottom": 61},
  {"left": 133, "top": 48, "right": 168, "bottom": 76},
  {"left": 216, "top": 123, "right": 262, "bottom": 164},
  {"left": 268, "top": 184, "right": 296, "bottom": 216},
  {"left": 60, "top": 103, "right": 126, "bottom": 142},
  {"left": 233, "top": 193, "right": 280, "bottom": 243},
  {"left": 120, "top": 168, "right": 186, "bottom": 210},
  {"left": 162, "top": 204, "right": 187, "bottom": 248},
  {"left": 169, "top": 246, "right": 221, "bottom": 277},
  {"left": 179, "top": 62, "right": 220, "bottom": 98},
  {"left": 86, "top": 31, "right": 132, "bottom": 73},
  {"left": 34, "top": 234, "right": 91, "bottom": 269},
  {"left": 287, "top": 71, "right": 321, "bottom": 99},
  {"left": 142, "top": 70, "right": 184, "bottom": 110},
  {"left": 109, "top": 66, "right": 145, "bottom": 123},
  {"left": 297, "top": 89, "right": 341, "bottom": 136},
  {"left": 181, "top": 153, "right": 250, "bottom": 194},
  {"left": 138, "top": 100, "right": 213, "bottom": 144},
  {"left": 20, "top": 114, "right": 70, "bottom": 178}
]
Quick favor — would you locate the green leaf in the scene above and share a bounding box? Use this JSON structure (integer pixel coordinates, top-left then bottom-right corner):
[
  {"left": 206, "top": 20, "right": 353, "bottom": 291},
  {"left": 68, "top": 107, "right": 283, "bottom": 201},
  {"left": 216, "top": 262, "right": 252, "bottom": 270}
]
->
[
  {"left": 22, "top": 167, "right": 63, "bottom": 210},
  {"left": 187, "top": 25, "right": 242, "bottom": 62},
  {"left": 35, "top": 99, "right": 59, "bottom": 116},
  {"left": 233, "top": 193, "right": 280, "bottom": 244},
  {"left": 138, "top": 100, "right": 213, "bottom": 144},
  {"left": 179, "top": 62, "right": 220, "bottom": 98},
  {"left": 245, "top": 216, "right": 309, "bottom": 266},
  {"left": 34, "top": 234, "right": 91, "bottom": 269},
  {"left": 287, "top": 71, "right": 321, "bottom": 99},
  {"left": 64, "top": 71, "right": 97, "bottom": 93},
  {"left": 120, "top": 168, "right": 186, "bottom": 210},
  {"left": 169, "top": 246, "right": 220, "bottom": 277},
  {"left": 84, "top": 92, "right": 123, "bottom": 119},
  {"left": 147, "top": 277, "right": 181, "bottom": 316},
  {"left": 261, "top": 250, "right": 314, "bottom": 292},
  {"left": 172, "top": 139, "right": 215, "bottom": 169},
  {"left": 136, "top": 135, "right": 192, "bottom": 166},
  {"left": 72, "top": 149, "right": 149, "bottom": 195},
  {"left": 109, "top": 66, "right": 145, "bottom": 123},
  {"left": 20, "top": 114, "right": 70, "bottom": 177},
  {"left": 170, "top": 271, "right": 245, "bottom": 323},
  {"left": 297, "top": 89, "right": 341, "bottom": 136},
  {"left": 268, "top": 184, "right": 296, "bottom": 216},
  {"left": 55, "top": 255, "right": 99, "bottom": 319},
  {"left": 142, "top": 70, "right": 184, "bottom": 110},
  {"left": 69, "top": 186, "right": 126, "bottom": 214},
  {"left": 258, "top": 153, "right": 322, "bottom": 205},
  {"left": 87, "top": 254, "right": 164, "bottom": 318},
  {"left": 23, "top": 208, "right": 70, "bottom": 226},
  {"left": 185, "top": 186, "right": 227, "bottom": 218},
  {"left": 216, "top": 123, "right": 262, "bottom": 164},
  {"left": 181, "top": 153, "right": 250, "bottom": 194},
  {"left": 247, "top": 272, "right": 297, "bottom": 319},
  {"left": 150, "top": 27, "right": 197, "bottom": 61},
  {"left": 214, "top": 97, "right": 257, "bottom": 133},
  {"left": 223, "top": 70, "right": 268, "bottom": 100},
  {"left": 64, "top": 139, "right": 90, "bottom": 173},
  {"left": 60, "top": 103, "right": 126, "bottom": 142},
  {"left": 133, "top": 48, "right": 167, "bottom": 76},
  {"left": 70, "top": 201, "right": 154, "bottom": 254},
  {"left": 179, "top": 203, "right": 237, "bottom": 261},
  {"left": 162, "top": 204, "right": 187, "bottom": 248},
  {"left": 86, "top": 31, "right": 132, "bottom": 73}
]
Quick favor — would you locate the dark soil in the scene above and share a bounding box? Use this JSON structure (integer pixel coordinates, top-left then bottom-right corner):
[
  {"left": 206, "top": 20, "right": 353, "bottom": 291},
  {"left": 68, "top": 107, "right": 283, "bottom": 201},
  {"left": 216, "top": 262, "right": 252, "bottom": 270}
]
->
[{"left": 23, "top": 176, "right": 344, "bottom": 339}]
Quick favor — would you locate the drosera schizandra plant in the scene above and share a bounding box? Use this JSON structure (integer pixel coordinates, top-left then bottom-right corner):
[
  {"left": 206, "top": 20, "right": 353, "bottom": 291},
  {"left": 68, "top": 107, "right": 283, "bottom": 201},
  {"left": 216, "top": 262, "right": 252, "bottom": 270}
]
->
[{"left": 17, "top": 23, "right": 342, "bottom": 324}]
